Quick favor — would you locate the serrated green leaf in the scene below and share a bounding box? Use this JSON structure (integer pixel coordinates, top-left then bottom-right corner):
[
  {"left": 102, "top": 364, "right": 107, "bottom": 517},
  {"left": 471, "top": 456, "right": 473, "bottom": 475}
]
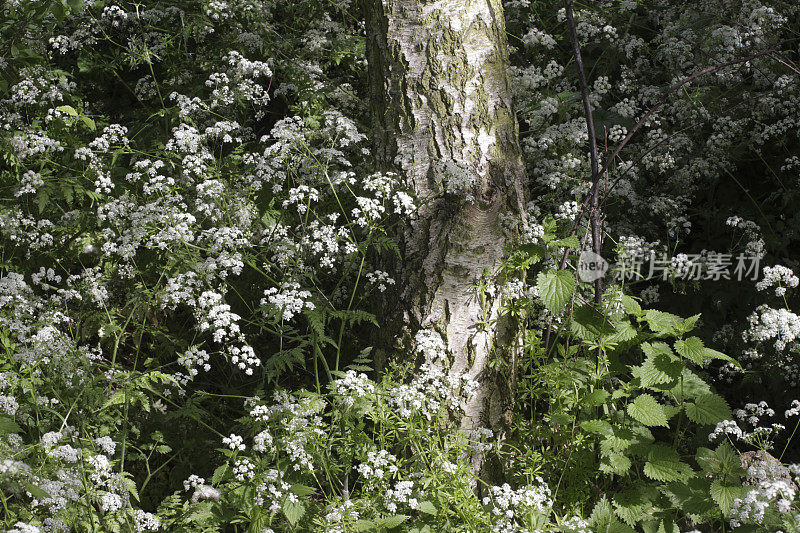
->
[
  {"left": 637, "top": 344, "right": 682, "bottom": 388},
  {"left": 704, "top": 347, "right": 741, "bottom": 368},
  {"left": 644, "top": 310, "right": 683, "bottom": 336},
  {"left": 582, "top": 419, "right": 614, "bottom": 436},
  {"left": 56, "top": 105, "right": 78, "bottom": 117},
  {"left": 0, "top": 415, "right": 22, "bottom": 435},
  {"left": 582, "top": 389, "right": 610, "bottom": 406},
  {"left": 536, "top": 269, "right": 576, "bottom": 313},
  {"left": 710, "top": 481, "right": 744, "bottom": 515},
  {"left": 695, "top": 447, "right": 719, "bottom": 474},
  {"left": 590, "top": 496, "right": 613, "bottom": 529},
  {"left": 607, "top": 522, "right": 637, "bottom": 533},
  {"left": 663, "top": 478, "right": 715, "bottom": 517},
  {"left": 643, "top": 457, "right": 693, "bottom": 482},
  {"left": 674, "top": 336, "right": 706, "bottom": 366},
  {"left": 25, "top": 484, "right": 51, "bottom": 500},
  {"left": 283, "top": 499, "right": 305, "bottom": 526},
  {"left": 627, "top": 394, "right": 669, "bottom": 427},
  {"left": 550, "top": 235, "right": 581, "bottom": 248},
  {"left": 599, "top": 452, "right": 631, "bottom": 474},
  {"left": 355, "top": 520, "right": 377, "bottom": 532},
  {"left": 572, "top": 304, "right": 616, "bottom": 341},
  {"left": 290, "top": 484, "right": 316, "bottom": 497},
  {"left": 670, "top": 368, "right": 711, "bottom": 400},
  {"left": 607, "top": 319, "right": 637, "bottom": 343},
  {"left": 211, "top": 464, "right": 228, "bottom": 485},
  {"left": 621, "top": 295, "right": 642, "bottom": 316},
  {"left": 519, "top": 244, "right": 546, "bottom": 263},
  {"left": 612, "top": 486, "right": 657, "bottom": 526},
  {"left": 684, "top": 393, "right": 731, "bottom": 425},
  {"left": 378, "top": 515, "right": 409, "bottom": 528},
  {"left": 416, "top": 501, "right": 437, "bottom": 515}
]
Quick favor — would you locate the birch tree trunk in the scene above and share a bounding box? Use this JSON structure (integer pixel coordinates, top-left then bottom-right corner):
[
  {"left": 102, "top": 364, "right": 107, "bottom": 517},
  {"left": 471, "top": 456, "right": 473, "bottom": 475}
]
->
[{"left": 365, "top": 0, "right": 527, "bottom": 460}]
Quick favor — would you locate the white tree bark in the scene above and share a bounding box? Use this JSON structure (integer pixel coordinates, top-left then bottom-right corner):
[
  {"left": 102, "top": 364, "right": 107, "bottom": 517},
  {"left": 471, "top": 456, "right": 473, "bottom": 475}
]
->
[{"left": 366, "top": 0, "right": 527, "bottom": 448}]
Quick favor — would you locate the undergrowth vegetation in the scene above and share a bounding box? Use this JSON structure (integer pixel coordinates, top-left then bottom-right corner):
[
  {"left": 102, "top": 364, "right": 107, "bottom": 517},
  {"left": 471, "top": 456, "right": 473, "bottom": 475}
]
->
[{"left": 1, "top": 0, "right": 799, "bottom": 532}]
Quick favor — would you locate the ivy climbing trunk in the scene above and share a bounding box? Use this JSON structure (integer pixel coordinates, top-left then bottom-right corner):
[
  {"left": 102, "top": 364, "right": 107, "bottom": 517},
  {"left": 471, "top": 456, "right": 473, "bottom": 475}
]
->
[{"left": 365, "top": 0, "right": 527, "bottom": 462}]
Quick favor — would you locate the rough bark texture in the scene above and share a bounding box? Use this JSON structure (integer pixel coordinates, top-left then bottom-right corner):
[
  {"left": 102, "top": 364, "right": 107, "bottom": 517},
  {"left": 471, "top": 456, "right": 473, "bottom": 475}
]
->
[{"left": 365, "top": 0, "right": 527, "bottom": 447}]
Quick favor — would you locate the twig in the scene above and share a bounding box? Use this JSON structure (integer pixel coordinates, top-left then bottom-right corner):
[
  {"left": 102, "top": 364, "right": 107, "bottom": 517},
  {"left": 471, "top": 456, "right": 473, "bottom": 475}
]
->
[{"left": 564, "top": 0, "right": 603, "bottom": 306}]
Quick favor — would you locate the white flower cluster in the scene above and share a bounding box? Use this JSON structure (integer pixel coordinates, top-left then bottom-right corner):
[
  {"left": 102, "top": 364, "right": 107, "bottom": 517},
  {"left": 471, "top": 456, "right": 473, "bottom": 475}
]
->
[
  {"left": 178, "top": 346, "right": 211, "bottom": 377},
  {"left": 756, "top": 265, "right": 799, "bottom": 297},
  {"left": 388, "top": 360, "right": 478, "bottom": 420},
  {"left": 197, "top": 291, "right": 241, "bottom": 343},
  {"left": 745, "top": 305, "right": 800, "bottom": 351},
  {"left": 262, "top": 282, "right": 315, "bottom": 321},
  {"left": 562, "top": 515, "right": 592, "bottom": 533},
  {"left": 709, "top": 401, "right": 789, "bottom": 449},
  {"left": 233, "top": 458, "right": 255, "bottom": 481},
  {"left": 248, "top": 390, "right": 326, "bottom": 471},
  {"left": 670, "top": 253, "right": 694, "bottom": 278},
  {"left": 555, "top": 200, "right": 579, "bottom": 221},
  {"left": 356, "top": 449, "right": 398, "bottom": 485},
  {"left": 414, "top": 330, "right": 447, "bottom": 362},
  {"left": 324, "top": 499, "right": 360, "bottom": 533},
  {"left": 255, "top": 469, "right": 293, "bottom": 513},
  {"left": 365, "top": 270, "right": 395, "bottom": 292},
  {"left": 730, "top": 478, "right": 796, "bottom": 529},
  {"left": 223, "top": 434, "right": 246, "bottom": 451},
  {"left": 482, "top": 480, "right": 553, "bottom": 533},
  {"left": 384, "top": 479, "right": 418, "bottom": 513},
  {"left": 469, "top": 427, "right": 495, "bottom": 453},
  {"left": 331, "top": 370, "right": 375, "bottom": 408},
  {"left": 132, "top": 509, "right": 160, "bottom": 532}
]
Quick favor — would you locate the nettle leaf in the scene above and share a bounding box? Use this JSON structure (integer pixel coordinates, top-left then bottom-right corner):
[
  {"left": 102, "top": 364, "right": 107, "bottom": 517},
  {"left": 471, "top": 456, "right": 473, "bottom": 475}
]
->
[
  {"left": 684, "top": 393, "right": 731, "bottom": 425},
  {"left": 606, "top": 523, "right": 637, "bottom": 533},
  {"left": 0, "top": 415, "right": 22, "bottom": 435},
  {"left": 620, "top": 295, "right": 643, "bottom": 316},
  {"left": 355, "top": 520, "right": 377, "bottom": 532},
  {"left": 669, "top": 368, "right": 711, "bottom": 400},
  {"left": 581, "top": 419, "right": 614, "bottom": 436},
  {"left": 378, "top": 515, "right": 409, "bottom": 529},
  {"left": 601, "top": 429, "right": 637, "bottom": 454},
  {"left": 519, "top": 244, "right": 546, "bottom": 263},
  {"left": 550, "top": 235, "right": 581, "bottom": 248},
  {"left": 703, "top": 347, "right": 741, "bottom": 368},
  {"left": 710, "top": 481, "right": 745, "bottom": 515},
  {"left": 697, "top": 442, "right": 746, "bottom": 479},
  {"left": 606, "top": 319, "right": 637, "bottom": 344},
  {"left": 612, "top": 485, "right": 658, "bottom": 526},
  {"left": 637, "top": 343, "right": 682, "bottom": 388},
  {"left": 283, "top": 499, "right": 305, "bottom": 526},
  {"left": 599, "top": 452, "right": 631, "bottom": 474},
  {"left": 643, "top": 310, "right": 683, "bottom": 336},
  {"left": 582, "top": 389, "right": 610, "bottom": 406},
  {"left": 590, "top": 497, "right": 613, "bottom": 529},
  {"left": 695, "top": 447, "right": 719, "bottom": 474},
  {"left": 674, "top": 336, "right": 706, "bottom": 366},
  {"left": 572, "top": 304, "right": 616, "bottom": 341},
  {"left": 536, "top": 269, "right": 576, "bottom": 313},
  {"left": 627, "top": 394, "right": 669, "bottom": 427},
  {"left": 643, "top": 446, "right": 693, "bottom": 482},
  {"left": 643, "top": 310, "right": 697, "bottom": 337},
  {"left": 663, "top": 478, "right": 715, "bottom": 517},
  {"left": 416, "top": 501, "right": 437, "bottom": 515}
]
